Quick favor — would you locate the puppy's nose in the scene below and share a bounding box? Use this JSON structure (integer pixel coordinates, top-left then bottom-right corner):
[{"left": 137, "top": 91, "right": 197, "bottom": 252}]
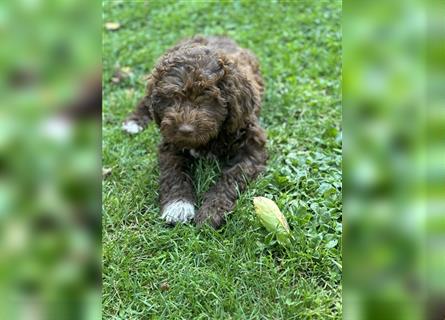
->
[{"left": 178, "top": 124, "right": 194, "bottom": 135}]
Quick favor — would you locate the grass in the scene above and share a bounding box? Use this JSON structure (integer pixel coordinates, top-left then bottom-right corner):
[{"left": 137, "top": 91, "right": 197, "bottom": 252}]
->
[{"left": 102, "top": 1, "right": 342, "bottom": 319}]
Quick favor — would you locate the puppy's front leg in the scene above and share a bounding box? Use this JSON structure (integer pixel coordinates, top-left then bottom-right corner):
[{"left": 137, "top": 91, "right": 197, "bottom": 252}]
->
[
  {"left": 158, "top": 143, "right": 196, "bottom": 224},
  {"left": 196, "top": 125, "right": 267, "bottom": 228}
]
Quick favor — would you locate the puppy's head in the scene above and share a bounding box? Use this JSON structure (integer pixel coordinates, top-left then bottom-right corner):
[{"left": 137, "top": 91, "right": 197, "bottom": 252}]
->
[{"left": 144, "top": 44, "right": 259, "bottom": 149}]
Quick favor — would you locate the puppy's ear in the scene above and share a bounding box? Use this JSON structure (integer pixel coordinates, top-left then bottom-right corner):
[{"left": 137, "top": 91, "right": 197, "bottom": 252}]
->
[
  {"left": 124, "top": 76, "right": 154, "bottom": 132},
  {"left": 126, "top": 74, "right": 162, "bottom": 129},
  {"left": 218, "top": 57, "right": 260, "bottom": 133},
  {"left": 138, "top": 74, "right": 165, "bottom": 126},
  {"left": 133, "top": 94, "right": 152, "bottom": 122}
]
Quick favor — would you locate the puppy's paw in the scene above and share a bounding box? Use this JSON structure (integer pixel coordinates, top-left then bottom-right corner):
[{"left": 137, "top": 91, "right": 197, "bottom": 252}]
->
[
  {"left": 161, "top": 200, "right": 195, "bottom": 224},
  {"left": 122, "top": 120, "right": 143, "bottom": 134},
  {"left": 195, "top": 205, "right": 226, "bottom": 229}
]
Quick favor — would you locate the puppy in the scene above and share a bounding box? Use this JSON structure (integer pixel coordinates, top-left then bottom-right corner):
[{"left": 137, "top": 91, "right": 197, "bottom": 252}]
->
[{"left": 123, "top": 36, "right": 267, "bottom": 228}]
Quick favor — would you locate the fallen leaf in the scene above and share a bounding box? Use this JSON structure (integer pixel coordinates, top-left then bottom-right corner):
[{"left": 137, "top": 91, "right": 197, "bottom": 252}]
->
[
  {"left": 105, "top": 22, "right": 121, "bottom": 31},
  {"left": 111, "top": 67, "right": 132, "bottom": 84},
  {"left": 121, "top": 67, "right": 132, "bottom": 75},
  {"left": 159, "top": 282, "right": 170, "bottom": 291},
  {"left": 102, "top": 167, "right": 112, "bottom": 178}
]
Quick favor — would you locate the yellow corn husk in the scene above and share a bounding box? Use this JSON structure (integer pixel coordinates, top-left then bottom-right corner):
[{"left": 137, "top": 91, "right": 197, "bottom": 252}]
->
[{"left": 253, "top": 197, "right": 291, "bottom": 246}]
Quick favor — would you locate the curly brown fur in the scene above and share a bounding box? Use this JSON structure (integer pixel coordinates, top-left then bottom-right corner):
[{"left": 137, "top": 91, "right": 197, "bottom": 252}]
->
[{"left": 124, "top": 36, "right": 267, "bottom": 228}]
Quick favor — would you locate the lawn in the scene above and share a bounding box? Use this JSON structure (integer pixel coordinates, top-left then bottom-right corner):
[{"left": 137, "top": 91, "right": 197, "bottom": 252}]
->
[{"left": 102, "top": 1, "right": 342, "bottom": 319}]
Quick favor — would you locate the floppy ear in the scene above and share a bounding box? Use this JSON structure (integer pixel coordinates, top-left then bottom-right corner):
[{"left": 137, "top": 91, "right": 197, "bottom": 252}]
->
[
  {"left": 218, "top": 57, "right": 260, "bottom": 133},
  {"left": 124, "top": 75, "right": 154, "bottom": 131},
  {"left": 136, "top": 74, "right": 164, "bottom": 125},
  {"left": 132, "top": 94, "right": 153, "bottom": 122}
]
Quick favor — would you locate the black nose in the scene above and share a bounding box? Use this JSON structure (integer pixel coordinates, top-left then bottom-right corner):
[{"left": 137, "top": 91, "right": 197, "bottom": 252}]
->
[{"left": 178, "top": 124, "right": 194, "bottom": 135}]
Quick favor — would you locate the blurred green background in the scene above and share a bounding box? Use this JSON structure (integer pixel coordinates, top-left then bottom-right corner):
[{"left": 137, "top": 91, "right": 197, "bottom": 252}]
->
[
  {"left": 0, "top": 0, "right": 101, "bottom": 319},
  {"left": 344, "top": 0, "right": 445, "bottom": 319}
]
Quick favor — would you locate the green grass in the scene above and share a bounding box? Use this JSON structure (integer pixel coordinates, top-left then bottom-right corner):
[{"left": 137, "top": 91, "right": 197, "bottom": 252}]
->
[{"left": 102, "top": 1, "right": 342, "bottom": 319}]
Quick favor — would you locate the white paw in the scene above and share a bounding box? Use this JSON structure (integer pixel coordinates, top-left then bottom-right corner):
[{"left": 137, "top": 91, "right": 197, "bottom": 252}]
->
[
  {"left": 122, "top": 120, "right": 143, "bottom": 134},
  {"left": 161, "top": 200, "right": 195, "bottom": 224}
]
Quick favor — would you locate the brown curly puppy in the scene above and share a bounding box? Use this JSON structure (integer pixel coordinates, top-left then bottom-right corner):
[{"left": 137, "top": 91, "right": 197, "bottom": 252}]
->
[{"left": 123, "top": 36, "right": 267, "bottom": 228}]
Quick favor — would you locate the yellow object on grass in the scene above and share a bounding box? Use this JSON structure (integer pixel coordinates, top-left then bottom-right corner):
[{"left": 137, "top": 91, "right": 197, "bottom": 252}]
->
[{"left": 253, "top": 197, "right": 291, "bottom": 246}]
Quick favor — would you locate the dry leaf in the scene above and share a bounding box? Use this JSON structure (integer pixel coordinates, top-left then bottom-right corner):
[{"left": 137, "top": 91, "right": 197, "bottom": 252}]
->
[
  {"left": 121, "top": 67, "right": 132, "bottom": 75},
  {"left": 105, "top": 22, "right": 121, "bottom": 31},
  {"left": 111, "top": 67, "right": 132, "bottom": 84},
  {"left": 102, "top": 167, "right": 112, "bottom": 178},
  {"left": 159, "top": 282, "right": 170, "bottom": 291}
]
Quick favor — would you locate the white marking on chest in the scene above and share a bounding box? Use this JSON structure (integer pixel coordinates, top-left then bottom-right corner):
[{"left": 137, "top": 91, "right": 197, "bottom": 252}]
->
[
  {"left": 161, "top": 200, "right": 195, "bottom": 224},
  {"left": 122, "top": 120, "right": 143, "bottom": 134}
]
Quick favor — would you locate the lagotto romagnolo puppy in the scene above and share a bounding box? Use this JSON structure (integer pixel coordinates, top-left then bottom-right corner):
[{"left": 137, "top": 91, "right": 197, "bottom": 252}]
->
[{"left": 122, "top": 36, "right": 267, "bottom": 229}]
